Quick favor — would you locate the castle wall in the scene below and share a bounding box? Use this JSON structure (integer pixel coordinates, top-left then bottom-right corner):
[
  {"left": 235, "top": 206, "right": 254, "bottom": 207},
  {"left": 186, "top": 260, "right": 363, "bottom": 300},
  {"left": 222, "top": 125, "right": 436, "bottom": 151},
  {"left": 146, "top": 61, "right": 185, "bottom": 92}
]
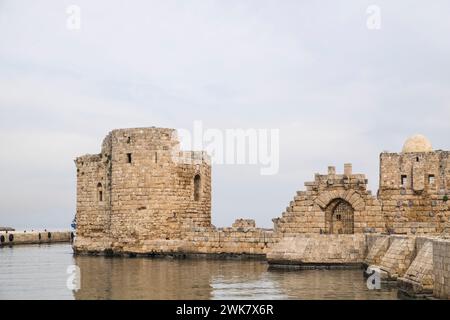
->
[
  {"left": 273, "top": 164, "right": 384, "bottom": 236},
  {"left": 74, "top": 154, "right": 111, "bottom": 251},
  {"left": 267, "top": 234, "right": 367, "bottom": 266},
  {"left": 74, "top": 131, "right": 450, "bottom": 258},
  {"left": 181, "top": 220, "right": 277, "bottom": 255},
  {"left": 364, "top": 235, "right": 390, "bottom": 266},
  {"left": 107, "top": 128, "right": 211, "bottom": 250},
  {"left": 371, "top": 236, "right": 417, "bottom": 280},
  {"left": 379, "top": 151, "right": 450, "bottom": 234},
  {"left": 74, "top": 128, "right": 211, "bottom": 253},
  {"left": 398, "top": 239, "right": 434, "bottom": 295},
  {"left": 433, "top": 238, "right": 450, "bottom": 299}
]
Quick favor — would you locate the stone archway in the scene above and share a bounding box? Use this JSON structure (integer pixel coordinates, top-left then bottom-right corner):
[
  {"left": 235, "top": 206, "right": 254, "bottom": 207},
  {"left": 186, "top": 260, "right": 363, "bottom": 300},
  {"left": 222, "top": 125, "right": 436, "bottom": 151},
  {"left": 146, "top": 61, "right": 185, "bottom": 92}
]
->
[{"left": 325, "top": 199, "right": 354, "bottom": 234}]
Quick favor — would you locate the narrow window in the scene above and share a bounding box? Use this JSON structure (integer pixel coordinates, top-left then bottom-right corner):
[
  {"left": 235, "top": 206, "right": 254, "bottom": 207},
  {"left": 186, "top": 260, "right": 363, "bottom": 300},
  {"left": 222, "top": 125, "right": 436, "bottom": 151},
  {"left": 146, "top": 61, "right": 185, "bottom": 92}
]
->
[
  {"left": 194, "top": 174, "right": 201, "bottom": 201},
  {"left": 155, "top": 152, "right": 158, "bottom": 163},
  {"left": 127, "top": 136, "right": 131, "bottom": 144},
  {"left": 97, "top": 183, "right": 103, "bottom": 202},
  {"left": 127, "top": 153, "right": 132, "bottom": 163},
  {"left": 429, "top": 175, "right": 435, "bottom": 185},
  {"left": 401, "top": 175, "right": 407, "bottom": 187},
  {"left": 416, "top": 157, "right": 419, "bottom": 162}
]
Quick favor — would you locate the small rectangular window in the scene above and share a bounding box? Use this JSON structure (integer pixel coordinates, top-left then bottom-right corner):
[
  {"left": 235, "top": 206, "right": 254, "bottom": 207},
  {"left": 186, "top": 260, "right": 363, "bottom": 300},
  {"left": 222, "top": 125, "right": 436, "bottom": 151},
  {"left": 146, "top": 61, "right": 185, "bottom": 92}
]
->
[
  {"left": 99, "top": 191, "right": 103, "bottom": 202},
  {"left": 401, "top": 175, "right": 407, "bottom": 187},
  {"left": 127, "top": 153, "right": 132, "bottom": 163},
  {"left": 428, "top": 175, "right": 435, "bottom": 185}
]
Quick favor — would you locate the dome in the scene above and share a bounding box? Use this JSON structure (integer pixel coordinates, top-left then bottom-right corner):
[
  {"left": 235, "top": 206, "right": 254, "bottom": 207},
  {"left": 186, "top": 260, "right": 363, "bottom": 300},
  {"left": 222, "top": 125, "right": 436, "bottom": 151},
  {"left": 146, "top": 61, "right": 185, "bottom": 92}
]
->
[{"left": 402, "top": 134, "right": 433, "bottom": 153}]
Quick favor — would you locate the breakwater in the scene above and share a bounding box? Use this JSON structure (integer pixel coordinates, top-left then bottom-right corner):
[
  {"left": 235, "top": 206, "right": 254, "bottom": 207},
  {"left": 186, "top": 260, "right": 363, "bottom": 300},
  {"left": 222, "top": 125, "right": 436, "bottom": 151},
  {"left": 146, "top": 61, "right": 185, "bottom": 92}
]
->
[
  {"left": 267, "top": 233, "right": 450, "bottom": 299},
  {"left": 0, "top": 230, "right": 73, "bottom": 246}
]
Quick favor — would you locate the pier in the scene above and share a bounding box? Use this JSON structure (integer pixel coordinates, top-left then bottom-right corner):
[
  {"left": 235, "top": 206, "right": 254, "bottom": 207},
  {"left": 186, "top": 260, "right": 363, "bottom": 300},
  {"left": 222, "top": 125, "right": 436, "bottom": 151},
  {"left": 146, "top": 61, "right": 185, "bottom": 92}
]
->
[{"left": 0, "top": 230, "right": 73, "bottom": 246}]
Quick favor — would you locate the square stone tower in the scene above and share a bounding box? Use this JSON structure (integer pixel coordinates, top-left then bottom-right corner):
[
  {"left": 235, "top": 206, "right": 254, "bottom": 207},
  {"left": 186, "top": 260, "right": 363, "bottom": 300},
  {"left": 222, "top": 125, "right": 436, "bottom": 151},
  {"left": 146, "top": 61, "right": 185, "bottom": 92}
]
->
[
  {"left": 73, "top": 127, "right": 211, "bottom": 253},
  {"left": 379, "top": 134, "right": 450, "bottom": 234}
]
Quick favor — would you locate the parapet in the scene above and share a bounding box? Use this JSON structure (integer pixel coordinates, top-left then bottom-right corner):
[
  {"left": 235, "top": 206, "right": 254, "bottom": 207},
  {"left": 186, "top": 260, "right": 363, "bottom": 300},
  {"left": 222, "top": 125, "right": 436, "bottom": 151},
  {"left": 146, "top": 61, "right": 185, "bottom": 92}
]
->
[
  {"left": 308, "top": 164, "right": 368, "bottom": 190},
  {"left": 232, "top": 219, "right": 256, "bottom": 229}
]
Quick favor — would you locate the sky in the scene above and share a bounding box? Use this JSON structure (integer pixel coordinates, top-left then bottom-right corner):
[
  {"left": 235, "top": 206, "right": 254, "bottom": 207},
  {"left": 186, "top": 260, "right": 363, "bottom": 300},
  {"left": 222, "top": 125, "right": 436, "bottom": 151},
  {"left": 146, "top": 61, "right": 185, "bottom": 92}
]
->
[{"left": 1, "top": 0, "right": 450, "bottom": 230}]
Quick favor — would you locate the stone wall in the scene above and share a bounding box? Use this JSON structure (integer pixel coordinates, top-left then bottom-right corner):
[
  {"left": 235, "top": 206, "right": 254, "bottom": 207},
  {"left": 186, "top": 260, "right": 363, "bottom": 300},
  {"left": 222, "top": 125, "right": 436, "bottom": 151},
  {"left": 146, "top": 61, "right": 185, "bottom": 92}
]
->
[
  {"left": 433, "top": 238, "right": 450, "bottom": 299},
  {"left": 274, "top": 164, "right": 384, "bottom": 236},
  {"left": 74, "top": 128, "right": 211, "bottom": 254},
  {"left": 265, "top": 232, "right": 450, "bottom": 299},
  {"left": 181, "top": 223, "right": 277, "bottom": 255},
  {"left": 374, "top": 236, "right": 416, "bottom": 280},
  {"left": 0, "top": 231, "right": 72, "bottom": 246},
  {"left": 73, "top": 131, "right": 450, "bottom": 258},
  {"left": 379, "top": 151, "right": 450, "bottom": 234},
  {"left": 397, "top": 239, "right": 434, "bottom": 295},
  {"left": 365, "top": 234, "right": 390, "bottom": 266},
  {"left": 267, "top": 234, "right": 367, "bottom": 266},
  {"left": 76, "top": 220, "right": 278, "bottom": 256}
]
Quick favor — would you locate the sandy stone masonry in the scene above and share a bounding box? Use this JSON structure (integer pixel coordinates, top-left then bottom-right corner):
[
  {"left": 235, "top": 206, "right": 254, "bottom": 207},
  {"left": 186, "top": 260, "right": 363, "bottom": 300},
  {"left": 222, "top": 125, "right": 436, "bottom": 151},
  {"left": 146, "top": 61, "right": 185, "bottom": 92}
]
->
[
  {"left": 74, "top": 131, "right": 450, "bottom": 256},
  {"left": 273, "top": 164, "right": 384, "bottom": 235},
  {"left": 73, "top": 130, "right": 450, "bottom": 299},
  {"left": 433, "top": 238, "right": 450, "bottom": 299},
  {"left": 74, "top": 127, "right": 212, "bottom": 253},
  {"left": 379, "top": 149, "right": 450, "bottom": 234},
  {"left": 274, "top": 134, "right": 450, "bottom": 236},
  {"left": 73, "top": 127, "right": 277, "bottom": 255}
]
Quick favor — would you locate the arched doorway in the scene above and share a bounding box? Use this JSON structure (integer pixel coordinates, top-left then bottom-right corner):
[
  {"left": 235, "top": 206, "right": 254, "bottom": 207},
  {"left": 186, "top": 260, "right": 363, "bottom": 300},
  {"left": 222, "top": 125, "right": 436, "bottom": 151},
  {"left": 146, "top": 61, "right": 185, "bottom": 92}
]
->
[{"left": 325, "top": 199, "right": 354, "bottom": 234}]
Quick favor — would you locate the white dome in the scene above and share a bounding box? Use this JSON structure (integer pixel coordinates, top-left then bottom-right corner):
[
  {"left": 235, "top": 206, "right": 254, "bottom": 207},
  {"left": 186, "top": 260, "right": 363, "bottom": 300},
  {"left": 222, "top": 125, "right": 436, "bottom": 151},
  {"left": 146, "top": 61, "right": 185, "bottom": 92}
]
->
[{"left": 402, "top": 134, "right": 433, "bottom": 153}]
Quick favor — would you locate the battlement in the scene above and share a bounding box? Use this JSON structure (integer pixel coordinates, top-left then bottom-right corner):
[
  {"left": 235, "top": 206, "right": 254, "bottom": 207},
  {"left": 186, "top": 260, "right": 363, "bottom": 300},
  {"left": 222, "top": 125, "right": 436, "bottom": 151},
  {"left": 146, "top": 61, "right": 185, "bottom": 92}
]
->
[{"left": 305, "top": 164, "right": 368, "bottom": 192}]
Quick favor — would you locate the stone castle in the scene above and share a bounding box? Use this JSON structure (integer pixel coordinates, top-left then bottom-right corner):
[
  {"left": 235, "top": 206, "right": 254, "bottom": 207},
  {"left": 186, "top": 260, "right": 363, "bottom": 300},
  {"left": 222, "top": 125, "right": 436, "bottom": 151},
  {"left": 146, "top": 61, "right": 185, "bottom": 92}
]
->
[
  {"left": 73, "top": 128, "right": 450, "bottom": 298},
  {"left": 275, "top": 135, "right": 450, "bottom": 236},
  {"left": 74, "top": 129, "right": 450, "bottom": 254}
]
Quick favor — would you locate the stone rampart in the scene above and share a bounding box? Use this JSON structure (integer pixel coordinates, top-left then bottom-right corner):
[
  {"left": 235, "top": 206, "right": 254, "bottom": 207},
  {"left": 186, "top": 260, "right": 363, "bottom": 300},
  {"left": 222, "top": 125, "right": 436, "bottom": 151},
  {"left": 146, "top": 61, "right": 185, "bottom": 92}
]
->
[
  {"left": 0, "top": 231, "right": 72, "bottom": 246},
  {"left": 267, "top": 234, "right": 366, "bottom": 267}
]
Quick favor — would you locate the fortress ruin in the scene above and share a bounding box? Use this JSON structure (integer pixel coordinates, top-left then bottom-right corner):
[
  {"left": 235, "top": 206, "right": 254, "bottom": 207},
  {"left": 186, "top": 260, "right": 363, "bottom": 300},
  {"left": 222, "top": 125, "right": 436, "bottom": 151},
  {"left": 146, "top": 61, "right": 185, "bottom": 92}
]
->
[
  {"left": 73, "top": 128, "right": 450, "bottom": 298},
  {"left": 74, "top": 129, "right": 450, "bottom": 254}
]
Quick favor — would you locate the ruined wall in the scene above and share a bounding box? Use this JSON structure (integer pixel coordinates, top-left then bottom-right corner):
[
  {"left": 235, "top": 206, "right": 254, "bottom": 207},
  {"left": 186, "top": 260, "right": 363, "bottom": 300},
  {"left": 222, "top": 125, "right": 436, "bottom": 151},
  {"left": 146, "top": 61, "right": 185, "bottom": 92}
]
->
[
  {"left": 365, "top": 235, "right": 390, "bottom": 266},
  {"left": 273, "top": 164, "right": 384, "bottom": 236},
  {"left": 74, "top": 132, "right": 450, "bottom": 257},
  {"left": 87, "top": 219, "right": 277, "bottom": 256},
  {"left": 373, "top": 236, "right": 417, "bottom": 280},
  {"left": 181, "top": 219, "right": 277, "bottom": 255},
  {"left": 379, "top": 151, "right": 450, "bottom": 234},
  {"left": 398, "top": 239, "right": 434, "bottom": 295},
  {"left": 433, "top": 238, "right": 450, "bottom": 299},
  {"left": 74, "top": 128, "right": 211, "bottom": 253},
  {"left": 75, "top": 153, "right": 111, "bottom": 251}
]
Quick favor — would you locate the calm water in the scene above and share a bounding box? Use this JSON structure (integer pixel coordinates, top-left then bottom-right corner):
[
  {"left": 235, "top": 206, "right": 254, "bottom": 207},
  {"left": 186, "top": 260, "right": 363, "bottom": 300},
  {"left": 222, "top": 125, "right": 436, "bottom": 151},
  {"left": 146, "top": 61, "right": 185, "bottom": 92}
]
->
[{"left": 0, "top": 244, "right": 400, "bottom": 300}]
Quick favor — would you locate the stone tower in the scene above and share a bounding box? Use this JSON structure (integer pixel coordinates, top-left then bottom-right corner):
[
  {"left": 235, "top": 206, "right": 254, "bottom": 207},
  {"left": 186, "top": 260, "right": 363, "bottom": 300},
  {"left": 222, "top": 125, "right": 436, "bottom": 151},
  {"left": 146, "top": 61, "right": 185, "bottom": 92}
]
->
[
  {"left": 379, "top": 134, "right": 450, "bottom": 234},
  {"left": 73, "top": 127, "right": 211, "bottom": 253}
]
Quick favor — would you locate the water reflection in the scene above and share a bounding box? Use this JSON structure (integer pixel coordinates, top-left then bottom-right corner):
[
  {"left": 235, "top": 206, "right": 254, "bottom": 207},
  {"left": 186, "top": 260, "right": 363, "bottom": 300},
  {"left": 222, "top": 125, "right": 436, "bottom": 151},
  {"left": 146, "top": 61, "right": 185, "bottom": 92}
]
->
[
  {"left": 0, "top": 244, "right": 399, "bottom": 300},
  {"left": 74, "top": 253, "right": 399, "bottom": 300}
]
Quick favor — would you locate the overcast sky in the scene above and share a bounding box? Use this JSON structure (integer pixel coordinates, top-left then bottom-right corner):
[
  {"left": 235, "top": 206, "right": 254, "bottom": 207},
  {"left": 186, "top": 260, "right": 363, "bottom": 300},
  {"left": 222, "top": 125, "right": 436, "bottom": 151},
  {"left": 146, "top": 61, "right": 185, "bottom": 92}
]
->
[{"left": 1, "top": 0, "right": 450, "bottom": 230}]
